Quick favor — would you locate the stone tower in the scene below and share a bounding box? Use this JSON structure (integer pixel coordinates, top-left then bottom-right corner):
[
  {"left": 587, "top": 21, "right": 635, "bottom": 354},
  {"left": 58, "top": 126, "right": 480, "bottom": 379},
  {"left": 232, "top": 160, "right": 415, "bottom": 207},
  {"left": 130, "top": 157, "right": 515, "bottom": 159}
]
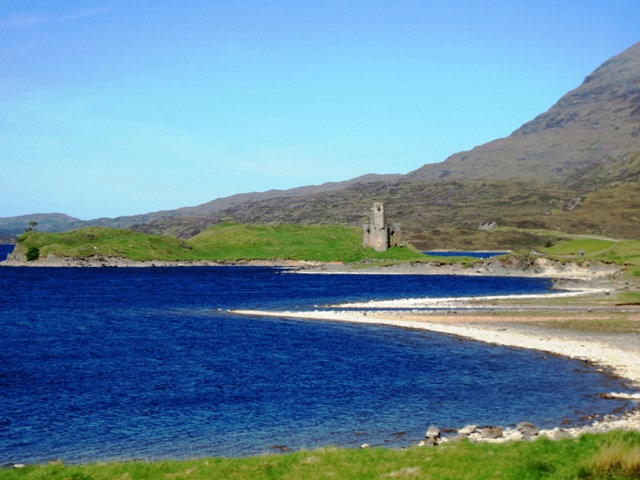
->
[{"left": 362, "top": 202, "right": 401, "bottom": 252}]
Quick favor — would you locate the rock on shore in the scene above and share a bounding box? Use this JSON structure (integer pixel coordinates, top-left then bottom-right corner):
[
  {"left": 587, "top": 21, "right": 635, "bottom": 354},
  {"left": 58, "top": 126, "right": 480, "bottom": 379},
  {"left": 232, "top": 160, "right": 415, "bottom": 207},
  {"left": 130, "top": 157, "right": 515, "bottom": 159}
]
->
[{"left": 419, "top": 409, "right": 640, "bottom": 447}]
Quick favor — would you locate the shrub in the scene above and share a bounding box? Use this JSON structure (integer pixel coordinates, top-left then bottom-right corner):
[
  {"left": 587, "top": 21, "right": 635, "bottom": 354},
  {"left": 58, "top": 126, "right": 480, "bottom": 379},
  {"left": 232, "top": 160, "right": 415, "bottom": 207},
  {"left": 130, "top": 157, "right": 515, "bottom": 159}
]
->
[{"left": 26, "top": 246, "right": 40, "bottom": 262}]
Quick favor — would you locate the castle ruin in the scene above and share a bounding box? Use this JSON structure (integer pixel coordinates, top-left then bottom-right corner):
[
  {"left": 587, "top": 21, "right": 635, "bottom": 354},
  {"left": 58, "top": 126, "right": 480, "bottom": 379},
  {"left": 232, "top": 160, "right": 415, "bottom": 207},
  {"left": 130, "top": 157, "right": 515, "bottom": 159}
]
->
[{"left": 362, "top": 202, "right": 401, "bottom": 252}]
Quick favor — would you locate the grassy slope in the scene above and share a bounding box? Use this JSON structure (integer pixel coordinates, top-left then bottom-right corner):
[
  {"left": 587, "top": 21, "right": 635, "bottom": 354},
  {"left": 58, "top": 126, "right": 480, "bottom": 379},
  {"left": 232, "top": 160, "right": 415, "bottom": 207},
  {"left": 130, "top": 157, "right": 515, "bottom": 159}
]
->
[
  {"left": 2, "top": 432, "right": 639, "bottom": 480},
  {"left": 405, "top": 226, "right": 551, "bottom": 251},
  {"left": 188, "top": 223, "right": 417, "bottom": 263},
  {"left": 537, "top": 235, "right": 640, "bottom": 278},
  {"left": 14, "top": 224, "right": 425, "bottom": 264},
  {"left": 15, "top": 228, "right": 195, "bottom": 262},
  {"left": 502, "top": 183, "right": 640, "bottom": 240}
]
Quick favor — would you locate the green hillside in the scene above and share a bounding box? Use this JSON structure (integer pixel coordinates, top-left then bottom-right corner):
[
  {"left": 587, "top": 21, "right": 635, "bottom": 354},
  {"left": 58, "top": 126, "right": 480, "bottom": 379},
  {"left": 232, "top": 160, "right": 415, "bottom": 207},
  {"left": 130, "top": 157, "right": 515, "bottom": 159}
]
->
[
  {"left": 13, "top": 224, "right": 425, "bottom": 264},
  {"left": 188, "top": 223, "right": 424, "bottom": 262},
  {"left": 15, "top": 228, "right": 194, "bottom": 262}
]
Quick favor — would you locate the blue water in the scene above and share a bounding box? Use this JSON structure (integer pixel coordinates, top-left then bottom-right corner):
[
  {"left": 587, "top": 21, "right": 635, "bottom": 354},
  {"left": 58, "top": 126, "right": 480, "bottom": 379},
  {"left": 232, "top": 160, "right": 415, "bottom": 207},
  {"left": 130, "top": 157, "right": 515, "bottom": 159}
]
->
[
  {"left": 0, "top": 267, "right": 634, "bottom": 464},
  {"left": 0, "top": 245, "right": 14, "bottom": 262},
  {"left": 423, "top": 251, "right": 510, "bottom": 259}
]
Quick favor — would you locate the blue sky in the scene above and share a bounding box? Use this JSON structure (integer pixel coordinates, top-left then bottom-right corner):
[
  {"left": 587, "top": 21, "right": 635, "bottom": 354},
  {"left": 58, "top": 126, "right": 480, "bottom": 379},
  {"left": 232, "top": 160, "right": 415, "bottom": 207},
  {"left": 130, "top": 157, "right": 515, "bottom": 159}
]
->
[{"left": 1, "top": 1, "right": 639, "bottom": 220}]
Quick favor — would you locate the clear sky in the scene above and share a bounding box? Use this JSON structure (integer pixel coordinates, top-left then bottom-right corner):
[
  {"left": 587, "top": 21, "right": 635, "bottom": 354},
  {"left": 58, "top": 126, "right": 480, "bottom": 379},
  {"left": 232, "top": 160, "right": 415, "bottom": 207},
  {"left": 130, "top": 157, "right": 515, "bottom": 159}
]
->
[{"left": 1, "top": 1, "right": 639, "bottom": 220}]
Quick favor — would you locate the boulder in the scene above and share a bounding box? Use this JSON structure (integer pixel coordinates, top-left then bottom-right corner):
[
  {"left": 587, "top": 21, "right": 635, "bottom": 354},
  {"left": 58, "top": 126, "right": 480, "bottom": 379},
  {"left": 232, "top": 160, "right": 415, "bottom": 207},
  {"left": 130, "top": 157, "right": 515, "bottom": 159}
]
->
[
  {"left": 503, "top": 429, "right": 524, "bottom": 441},
  {"left": 481, "top": 426, "right": 503, "bottom": 439},
  {"left": 458, "top": 424, "right": 478, "bottom": 436},
  {"left": 516, "top": 421, "right": 540, "bottom": 439},
  {"left": 425, "top": 425, "right": 441, "bottom": 439},
  {"left": 419, "top": 425, "right": 442, "bottom": 447}
]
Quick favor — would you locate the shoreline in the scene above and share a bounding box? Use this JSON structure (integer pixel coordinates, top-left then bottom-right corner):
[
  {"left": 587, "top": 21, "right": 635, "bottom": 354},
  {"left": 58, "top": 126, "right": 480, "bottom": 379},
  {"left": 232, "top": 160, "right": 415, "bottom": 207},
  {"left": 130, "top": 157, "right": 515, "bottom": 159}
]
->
[
  {"left": 0, "top": 255, "right": 326, "bottom": 268},
  {"left": 232, "top": 290, "right": 640, "bottom": 443},
  {"left": 293, "top": 257, "right": 624, "bottom": 281},
  {"left": 1, "top": 253, "right": 624, "bottom": 281}
]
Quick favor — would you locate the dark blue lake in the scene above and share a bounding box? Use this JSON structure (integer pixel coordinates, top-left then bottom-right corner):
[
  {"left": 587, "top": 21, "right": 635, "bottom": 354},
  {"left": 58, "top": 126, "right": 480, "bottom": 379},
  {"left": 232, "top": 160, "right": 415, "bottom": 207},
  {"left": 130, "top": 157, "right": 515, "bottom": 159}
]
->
[
  {"left": 0, "top": 245, "right": 14, "bottom": 262},
  {"left": 0, "top": 267, "right": 634, "bottom": 464}
]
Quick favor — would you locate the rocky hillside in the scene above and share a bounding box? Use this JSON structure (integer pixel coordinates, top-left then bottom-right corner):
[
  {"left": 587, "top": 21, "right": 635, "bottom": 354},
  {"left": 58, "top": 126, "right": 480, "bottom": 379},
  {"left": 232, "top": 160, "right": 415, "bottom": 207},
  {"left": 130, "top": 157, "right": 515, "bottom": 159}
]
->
[{"left": 407, "top": 42, "right": 640, "bottom": 187}]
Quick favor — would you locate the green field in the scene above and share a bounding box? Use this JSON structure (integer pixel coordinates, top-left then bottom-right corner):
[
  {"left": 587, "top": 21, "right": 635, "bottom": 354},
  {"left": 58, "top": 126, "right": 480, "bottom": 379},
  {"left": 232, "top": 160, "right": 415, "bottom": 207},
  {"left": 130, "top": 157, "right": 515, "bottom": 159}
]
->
[
  {"left": 2, "top": 431, "right": 639, "bottom": 480},
  {"left": 12, "top": 224, "right": 426, "bottom": 264}
]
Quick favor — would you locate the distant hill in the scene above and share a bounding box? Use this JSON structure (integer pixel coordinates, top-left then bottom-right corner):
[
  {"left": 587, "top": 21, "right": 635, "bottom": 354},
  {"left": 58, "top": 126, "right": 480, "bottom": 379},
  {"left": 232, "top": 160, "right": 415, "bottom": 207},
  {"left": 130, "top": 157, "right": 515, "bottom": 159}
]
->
[
  {"left": 0, "top": 173, "right": 402, "bottom": 236},
  {"left": 0, "top": 213, "right": 80, "bottom": 237},
  {"left": 2, "top": 43, "right": 639, "bottom": 247}
]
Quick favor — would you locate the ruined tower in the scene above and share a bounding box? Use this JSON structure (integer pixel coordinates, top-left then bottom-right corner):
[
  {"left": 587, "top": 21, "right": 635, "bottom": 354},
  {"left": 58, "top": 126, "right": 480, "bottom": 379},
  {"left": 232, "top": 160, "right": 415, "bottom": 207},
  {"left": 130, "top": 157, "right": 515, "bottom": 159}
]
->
[{"left": 362, "top": 202, "right": 401, "bottom": 252}]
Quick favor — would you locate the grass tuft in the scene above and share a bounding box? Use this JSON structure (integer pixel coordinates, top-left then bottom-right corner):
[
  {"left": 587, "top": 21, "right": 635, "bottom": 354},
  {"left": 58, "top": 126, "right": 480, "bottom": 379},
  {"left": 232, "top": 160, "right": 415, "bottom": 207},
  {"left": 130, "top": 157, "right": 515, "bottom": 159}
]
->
[{"left": 582, "top": 436, "right": 640, "bottom": 479}]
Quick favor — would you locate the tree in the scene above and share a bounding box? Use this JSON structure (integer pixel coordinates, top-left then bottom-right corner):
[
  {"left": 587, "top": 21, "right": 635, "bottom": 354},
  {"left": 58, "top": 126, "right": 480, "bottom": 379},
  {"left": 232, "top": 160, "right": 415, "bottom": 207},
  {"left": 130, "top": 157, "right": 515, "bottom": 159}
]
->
[{"left": 25, "top": 221, "right": 39, "bottom": 233}]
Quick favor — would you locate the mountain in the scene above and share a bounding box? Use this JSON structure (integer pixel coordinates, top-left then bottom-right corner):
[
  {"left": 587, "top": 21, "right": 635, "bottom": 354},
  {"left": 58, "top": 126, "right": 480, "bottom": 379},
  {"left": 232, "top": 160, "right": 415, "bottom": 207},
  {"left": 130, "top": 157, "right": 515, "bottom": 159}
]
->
[
  {"left": 406, "top": 42, "right": 640, "bottom": 186},
  {"left": 2, "top": 43, "right": 639, "bottom": 246}
]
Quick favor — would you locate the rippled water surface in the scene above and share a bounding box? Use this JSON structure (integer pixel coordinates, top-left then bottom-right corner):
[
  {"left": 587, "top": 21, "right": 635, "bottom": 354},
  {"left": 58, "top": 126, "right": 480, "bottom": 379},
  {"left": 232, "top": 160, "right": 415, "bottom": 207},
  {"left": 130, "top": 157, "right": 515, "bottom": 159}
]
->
[{"left": 0, "top": 266, "right": 634, "bottom": 464}]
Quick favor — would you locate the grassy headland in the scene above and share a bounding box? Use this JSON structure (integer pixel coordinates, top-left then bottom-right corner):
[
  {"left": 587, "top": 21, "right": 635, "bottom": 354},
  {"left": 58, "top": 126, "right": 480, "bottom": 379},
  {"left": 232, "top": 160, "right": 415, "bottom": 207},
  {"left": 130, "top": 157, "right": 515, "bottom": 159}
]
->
[
  {"left": 9, "top": 225, "right": 640, "bottom": 278},
  {"left": 11, "top": 224, "right": 426, "bottom": 264},
  {"left": 2, "top": 431, "right": 639, "bottom": 479}
]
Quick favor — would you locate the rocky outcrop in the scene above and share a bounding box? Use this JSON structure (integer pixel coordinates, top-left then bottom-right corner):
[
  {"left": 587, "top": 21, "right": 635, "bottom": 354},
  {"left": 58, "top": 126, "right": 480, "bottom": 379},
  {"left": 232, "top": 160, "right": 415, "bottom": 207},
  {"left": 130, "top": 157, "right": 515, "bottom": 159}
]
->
[{"left": 516, "top": 421, "right": 540, "bottom": 439}]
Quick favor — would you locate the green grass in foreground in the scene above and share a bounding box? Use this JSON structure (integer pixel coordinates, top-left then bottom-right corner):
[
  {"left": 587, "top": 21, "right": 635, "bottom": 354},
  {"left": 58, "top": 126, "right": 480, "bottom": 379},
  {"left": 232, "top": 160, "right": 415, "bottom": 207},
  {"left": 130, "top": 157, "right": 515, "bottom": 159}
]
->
[
  {"left": 2, "top": 431, "right": 639, "bottom": 480},
  {"left": 14, "top": 224, "right": 426, "bottom": 264}
]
